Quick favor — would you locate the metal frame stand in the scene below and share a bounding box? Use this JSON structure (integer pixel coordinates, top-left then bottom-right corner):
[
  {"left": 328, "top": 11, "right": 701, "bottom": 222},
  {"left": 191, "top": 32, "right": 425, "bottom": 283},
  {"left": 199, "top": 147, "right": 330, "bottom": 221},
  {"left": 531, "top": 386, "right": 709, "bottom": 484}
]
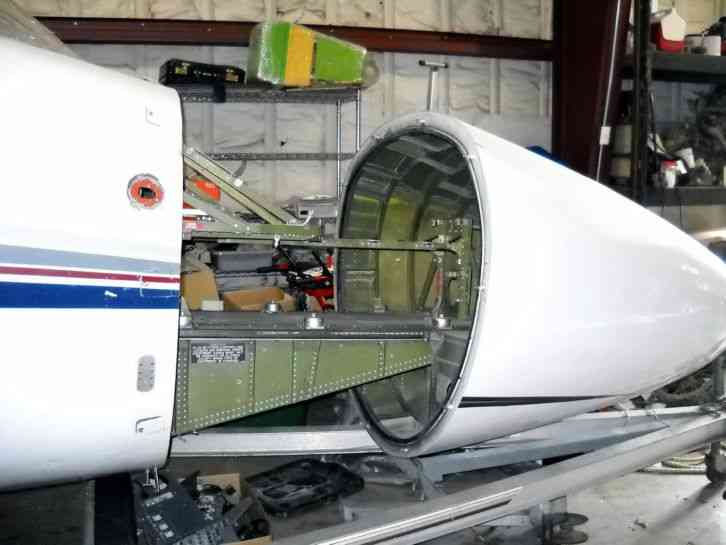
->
[
  {"left": 172, "top": 406, "right": 726, "bottom": 545},
  {"left": 336, "top": 99, "right": 343, "bottom": 199},
  {"left": 337, "top": 88, "right": 362, "bottom": 201},
  {"left": 265, "top": 408, "right": 726, "bottom": 545},
  {"left": 171, "top": 406, "right": 714, "bottom": 460},
  {"left": 339, "top": 460, "right": 585, "bottom": 544},
  {"left": 172, "top": 405, "right": 726, "bottom": 544},
  {"left": 706, "top": 354, "right": 726, "bottom": 482}
]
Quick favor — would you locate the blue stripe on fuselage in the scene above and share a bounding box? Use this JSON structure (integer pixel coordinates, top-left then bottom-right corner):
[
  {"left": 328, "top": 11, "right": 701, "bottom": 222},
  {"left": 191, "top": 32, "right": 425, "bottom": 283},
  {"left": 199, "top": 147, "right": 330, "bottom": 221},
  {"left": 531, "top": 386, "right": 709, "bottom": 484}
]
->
[
  {"left": 0, "top": 244, "right": 180, "bottom": 275},
  {"left": 0, "top": 282, "right": 179, "bottom": 309}
]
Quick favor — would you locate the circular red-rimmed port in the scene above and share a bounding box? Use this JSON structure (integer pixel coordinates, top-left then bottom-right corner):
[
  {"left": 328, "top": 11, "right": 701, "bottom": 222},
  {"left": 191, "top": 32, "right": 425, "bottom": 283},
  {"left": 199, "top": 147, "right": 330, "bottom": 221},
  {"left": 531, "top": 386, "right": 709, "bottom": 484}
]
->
[{"left": 128, "top": 174, "right": 164, "bottom": 209}]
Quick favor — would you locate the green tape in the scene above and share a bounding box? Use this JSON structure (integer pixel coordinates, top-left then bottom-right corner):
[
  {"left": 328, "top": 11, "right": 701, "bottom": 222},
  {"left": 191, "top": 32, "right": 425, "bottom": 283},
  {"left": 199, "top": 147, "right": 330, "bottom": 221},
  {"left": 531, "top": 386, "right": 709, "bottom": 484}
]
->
[{"left": 247, "top": 21, "right": 291, "bottom": 85}]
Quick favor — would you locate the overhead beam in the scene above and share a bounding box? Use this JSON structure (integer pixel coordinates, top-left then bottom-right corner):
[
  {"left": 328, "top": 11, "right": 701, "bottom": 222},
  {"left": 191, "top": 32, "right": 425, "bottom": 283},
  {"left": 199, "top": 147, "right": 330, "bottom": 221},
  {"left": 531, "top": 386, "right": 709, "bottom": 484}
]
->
[{"left": 38, "top": 17, "right": 552, "bottom": 61}]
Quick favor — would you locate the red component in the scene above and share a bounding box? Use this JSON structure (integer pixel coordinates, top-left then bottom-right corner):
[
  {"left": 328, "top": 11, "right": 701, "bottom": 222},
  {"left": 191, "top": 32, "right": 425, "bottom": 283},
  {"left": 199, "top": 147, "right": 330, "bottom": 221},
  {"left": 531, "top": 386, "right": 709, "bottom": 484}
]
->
[
  {"left": 265, "top": 262, "right": 334, "bottom": 310},
  {"left": 183, "top": 177, "right": 221, "bottom": 209},
  {"left": 128, "top": 175, "right": 163, "bottom": 209},
  {"left": 183, "top": 178, "right": 220, "bottom": 229},
  {"left": 191, "top": 177, "right": 221, "bottom": 201},
  {"left": 651, "top": 23, "right": 684, "bottom": 53},
  {"left": 304, "top": 277, "right": 334, "bottom": 311}
]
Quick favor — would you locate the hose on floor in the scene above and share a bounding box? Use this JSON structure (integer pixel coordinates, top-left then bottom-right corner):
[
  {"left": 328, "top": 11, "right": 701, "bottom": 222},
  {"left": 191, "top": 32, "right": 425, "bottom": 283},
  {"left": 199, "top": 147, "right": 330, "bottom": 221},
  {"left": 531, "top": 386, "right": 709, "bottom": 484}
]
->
[{"left": 640, "top": 445, "right": 726, "bottom": 475}]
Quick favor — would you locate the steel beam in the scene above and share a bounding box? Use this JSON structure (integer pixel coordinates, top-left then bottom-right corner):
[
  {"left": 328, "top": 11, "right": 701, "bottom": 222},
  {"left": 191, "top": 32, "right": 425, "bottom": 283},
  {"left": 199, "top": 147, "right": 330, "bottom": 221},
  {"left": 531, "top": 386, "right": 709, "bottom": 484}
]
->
[
  {"left": 172, "top": 426, "right": 380, "bottom": 457},
  {"left": 269, "top": 410, "right": 726, "bottom": 545},
  {"left": 170, "top": 407, "right": 707, "bottom": 459},
  {"left": 418, "top": 407, "right": 702, "bottom": 482},
  {"left": 38, "top": 17, "right": 552, "bottom": 60},
  {"left": 184, "top": 147, "right": 296, "bottom": 225}
]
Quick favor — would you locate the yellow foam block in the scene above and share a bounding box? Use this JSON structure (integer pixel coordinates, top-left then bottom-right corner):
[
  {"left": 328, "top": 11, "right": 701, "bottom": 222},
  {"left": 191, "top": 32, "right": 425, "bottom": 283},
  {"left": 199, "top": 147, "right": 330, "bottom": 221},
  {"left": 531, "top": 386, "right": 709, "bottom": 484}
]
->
[{"left": 284, "top": 24, "right": 314, "bottom": 87}]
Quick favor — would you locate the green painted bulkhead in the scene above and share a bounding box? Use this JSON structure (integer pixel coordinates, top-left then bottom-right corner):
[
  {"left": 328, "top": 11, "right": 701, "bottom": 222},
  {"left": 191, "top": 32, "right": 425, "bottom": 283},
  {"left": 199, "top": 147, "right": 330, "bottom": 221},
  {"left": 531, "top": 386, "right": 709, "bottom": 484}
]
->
[
  {"left": 338, "top": 129, "right": 483, "bottom": 444},
  {"left": 173, "top": 130, "right": 482, "bottom": 439}
]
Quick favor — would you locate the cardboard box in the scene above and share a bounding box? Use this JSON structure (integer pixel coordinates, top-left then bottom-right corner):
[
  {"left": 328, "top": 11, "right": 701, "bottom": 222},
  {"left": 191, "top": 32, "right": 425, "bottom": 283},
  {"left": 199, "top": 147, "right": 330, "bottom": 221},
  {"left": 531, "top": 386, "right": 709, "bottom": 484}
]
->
[
  {"left": 278, "top": 293, "right": 296, "bottom": 312},
  {"left": 305, "top": 294, "right": 323, "bottom": 313},
  {"left": 201, "top": 299, "right": 225, "bottom": 311},
  {"left": 222, "top": 287, "right": 295, "bottom": 312},
  {"left": 181, "top": 269, "right": 219, "bottom": 310}
]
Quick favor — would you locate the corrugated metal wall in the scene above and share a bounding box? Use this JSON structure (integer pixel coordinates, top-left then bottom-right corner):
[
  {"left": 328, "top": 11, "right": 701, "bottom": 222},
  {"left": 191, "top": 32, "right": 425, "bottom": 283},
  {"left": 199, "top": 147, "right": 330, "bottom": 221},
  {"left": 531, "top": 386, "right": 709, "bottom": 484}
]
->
[{"left": 20, "top": 0, "right": 554, "bottom": 203}]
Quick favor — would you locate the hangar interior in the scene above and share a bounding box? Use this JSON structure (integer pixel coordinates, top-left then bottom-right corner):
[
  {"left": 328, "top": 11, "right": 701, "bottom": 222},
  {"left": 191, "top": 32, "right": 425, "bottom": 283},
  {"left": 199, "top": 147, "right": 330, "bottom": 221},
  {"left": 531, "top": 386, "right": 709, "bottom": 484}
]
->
[{"left": 4, "top": 1, "right": 726, "bottom": 545}]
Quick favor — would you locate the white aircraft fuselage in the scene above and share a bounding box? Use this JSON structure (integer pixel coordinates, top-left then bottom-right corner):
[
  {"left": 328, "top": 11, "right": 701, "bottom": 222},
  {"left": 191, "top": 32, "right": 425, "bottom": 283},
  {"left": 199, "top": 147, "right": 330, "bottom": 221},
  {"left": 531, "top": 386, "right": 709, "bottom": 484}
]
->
[{"left": 3, "top": 7, "right": 726, "bottom": 491}]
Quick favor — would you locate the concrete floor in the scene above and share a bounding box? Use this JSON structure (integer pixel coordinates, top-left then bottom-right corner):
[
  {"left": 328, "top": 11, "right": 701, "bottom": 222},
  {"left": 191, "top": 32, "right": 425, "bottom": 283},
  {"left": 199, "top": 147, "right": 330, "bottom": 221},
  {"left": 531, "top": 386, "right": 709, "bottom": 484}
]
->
[
  {"left": 0, "top": 481, "right": 93, "bottom": 545},
  {"left": 0, "top": 470, "right": 724, "bottom": 545},
  {"left": 427, "top": 472, "right": 726, "bottom": 545},
  {"left": 569, "top": 473, "right": 726, "bottom": 545},
  {"left": 338, "top": 471, "right": 726, "bottom": 545}
]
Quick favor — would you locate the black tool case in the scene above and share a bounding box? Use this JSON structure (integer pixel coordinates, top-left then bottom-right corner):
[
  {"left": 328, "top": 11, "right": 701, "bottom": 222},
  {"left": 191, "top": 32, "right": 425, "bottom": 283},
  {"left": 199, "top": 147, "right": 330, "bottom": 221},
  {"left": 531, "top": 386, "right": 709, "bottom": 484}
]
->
[
  {"left": 159, "top": 59, "right": 245, "bottom": 86},
  {"left": 247, "top": 460, "right": 364, "bottom": 516}
]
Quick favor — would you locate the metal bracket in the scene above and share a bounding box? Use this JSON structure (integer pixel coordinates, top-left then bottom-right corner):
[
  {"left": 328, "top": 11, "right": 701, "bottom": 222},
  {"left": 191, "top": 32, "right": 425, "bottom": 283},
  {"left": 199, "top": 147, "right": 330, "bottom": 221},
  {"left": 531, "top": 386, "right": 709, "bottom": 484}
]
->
[
  {"left": 268, "top": 410, "right": 726, "bottom": 545},
  {"left": 184, "top": 147, "right": 296, "bottom": 225},
  {"left": 419, "top": 60, "right": 449, "bottom": 112},
  {"left": 391, "top": 457, "right": 440, "bottom": 501},
  {"left": 183, "top": 190, "right": 322, "bottom": 240}
]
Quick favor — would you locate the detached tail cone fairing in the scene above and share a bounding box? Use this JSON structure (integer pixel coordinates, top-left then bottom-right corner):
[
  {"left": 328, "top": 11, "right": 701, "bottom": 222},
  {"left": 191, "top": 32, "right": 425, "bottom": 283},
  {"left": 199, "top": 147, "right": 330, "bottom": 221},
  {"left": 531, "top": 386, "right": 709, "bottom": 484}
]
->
[
  {"left": 2, "top": 5, "right": 726, "bottom": 490},
  {"left": 340, "top": 112, "right": 726, "bottom": 457}
]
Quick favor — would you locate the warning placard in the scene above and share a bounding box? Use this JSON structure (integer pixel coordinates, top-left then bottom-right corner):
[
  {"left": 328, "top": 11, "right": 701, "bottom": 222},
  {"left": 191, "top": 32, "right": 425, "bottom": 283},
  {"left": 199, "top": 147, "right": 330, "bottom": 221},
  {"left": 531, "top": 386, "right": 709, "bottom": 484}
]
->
[{"left": 190, "top": 342, "right": 247, "bottom": 364}]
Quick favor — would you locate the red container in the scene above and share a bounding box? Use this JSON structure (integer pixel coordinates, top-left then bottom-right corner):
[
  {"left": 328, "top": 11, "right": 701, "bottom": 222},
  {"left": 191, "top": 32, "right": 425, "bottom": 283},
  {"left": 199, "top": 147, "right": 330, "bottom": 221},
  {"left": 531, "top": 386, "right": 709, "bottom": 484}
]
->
[
  {"left": 651, "top": 23, "right": 684, "bottom": 53},
  {"left": 650, "top": 9, "right": 686, "bottom": 53}
]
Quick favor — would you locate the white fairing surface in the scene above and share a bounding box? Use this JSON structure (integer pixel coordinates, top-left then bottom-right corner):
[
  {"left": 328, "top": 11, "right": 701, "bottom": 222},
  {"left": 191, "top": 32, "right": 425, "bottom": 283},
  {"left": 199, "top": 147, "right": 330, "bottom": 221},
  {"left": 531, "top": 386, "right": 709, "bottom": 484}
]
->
[
  {"left": 0, "top": 37, "right": 183, "bottom": 489},
  {"left": 0, "top": 1, "right": 75, "bottom": 56},
  {"left": 348, "top": 113, "right": 726, "bottom": 457}
]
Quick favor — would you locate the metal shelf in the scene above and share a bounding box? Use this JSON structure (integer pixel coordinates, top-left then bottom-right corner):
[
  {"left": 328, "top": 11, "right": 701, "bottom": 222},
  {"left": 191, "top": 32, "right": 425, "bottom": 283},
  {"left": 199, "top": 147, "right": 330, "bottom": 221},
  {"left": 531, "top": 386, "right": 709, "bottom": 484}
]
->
[
  {"left": 623, "top": 51, "right": 726, "bottom": 84},
  {"left": 172, "top": 83, "right": 360, "bottom": 104},
  {"left": 644, "top": 186, "right": 726, "bottom": 206},
  {"left": 209, "top": 152, "right": 356, "bottom": 161},
  {"left": 613, "top": 185, "right": 726, "bottom": 206},
  {"left": 176, "top": 84, "right": 361, "bottom": 196}
]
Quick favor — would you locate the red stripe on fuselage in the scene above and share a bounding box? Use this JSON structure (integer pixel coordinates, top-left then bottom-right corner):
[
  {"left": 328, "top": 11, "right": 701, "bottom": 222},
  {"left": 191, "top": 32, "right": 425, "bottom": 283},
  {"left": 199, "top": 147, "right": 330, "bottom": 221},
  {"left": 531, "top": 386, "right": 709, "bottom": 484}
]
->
[{"left": 0, "top": 265, "right": 180, "bottom": 284}]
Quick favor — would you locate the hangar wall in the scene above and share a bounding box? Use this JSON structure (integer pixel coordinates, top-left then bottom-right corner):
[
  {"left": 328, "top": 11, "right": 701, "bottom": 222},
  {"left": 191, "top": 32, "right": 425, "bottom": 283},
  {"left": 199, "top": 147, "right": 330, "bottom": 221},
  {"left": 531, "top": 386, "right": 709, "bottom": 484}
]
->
[
  {"left": 17, "top": 0, "right": 555, "bottom": 203},
  {"left": 674, "top": 0, "right": 721, "bottom": 33}
]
